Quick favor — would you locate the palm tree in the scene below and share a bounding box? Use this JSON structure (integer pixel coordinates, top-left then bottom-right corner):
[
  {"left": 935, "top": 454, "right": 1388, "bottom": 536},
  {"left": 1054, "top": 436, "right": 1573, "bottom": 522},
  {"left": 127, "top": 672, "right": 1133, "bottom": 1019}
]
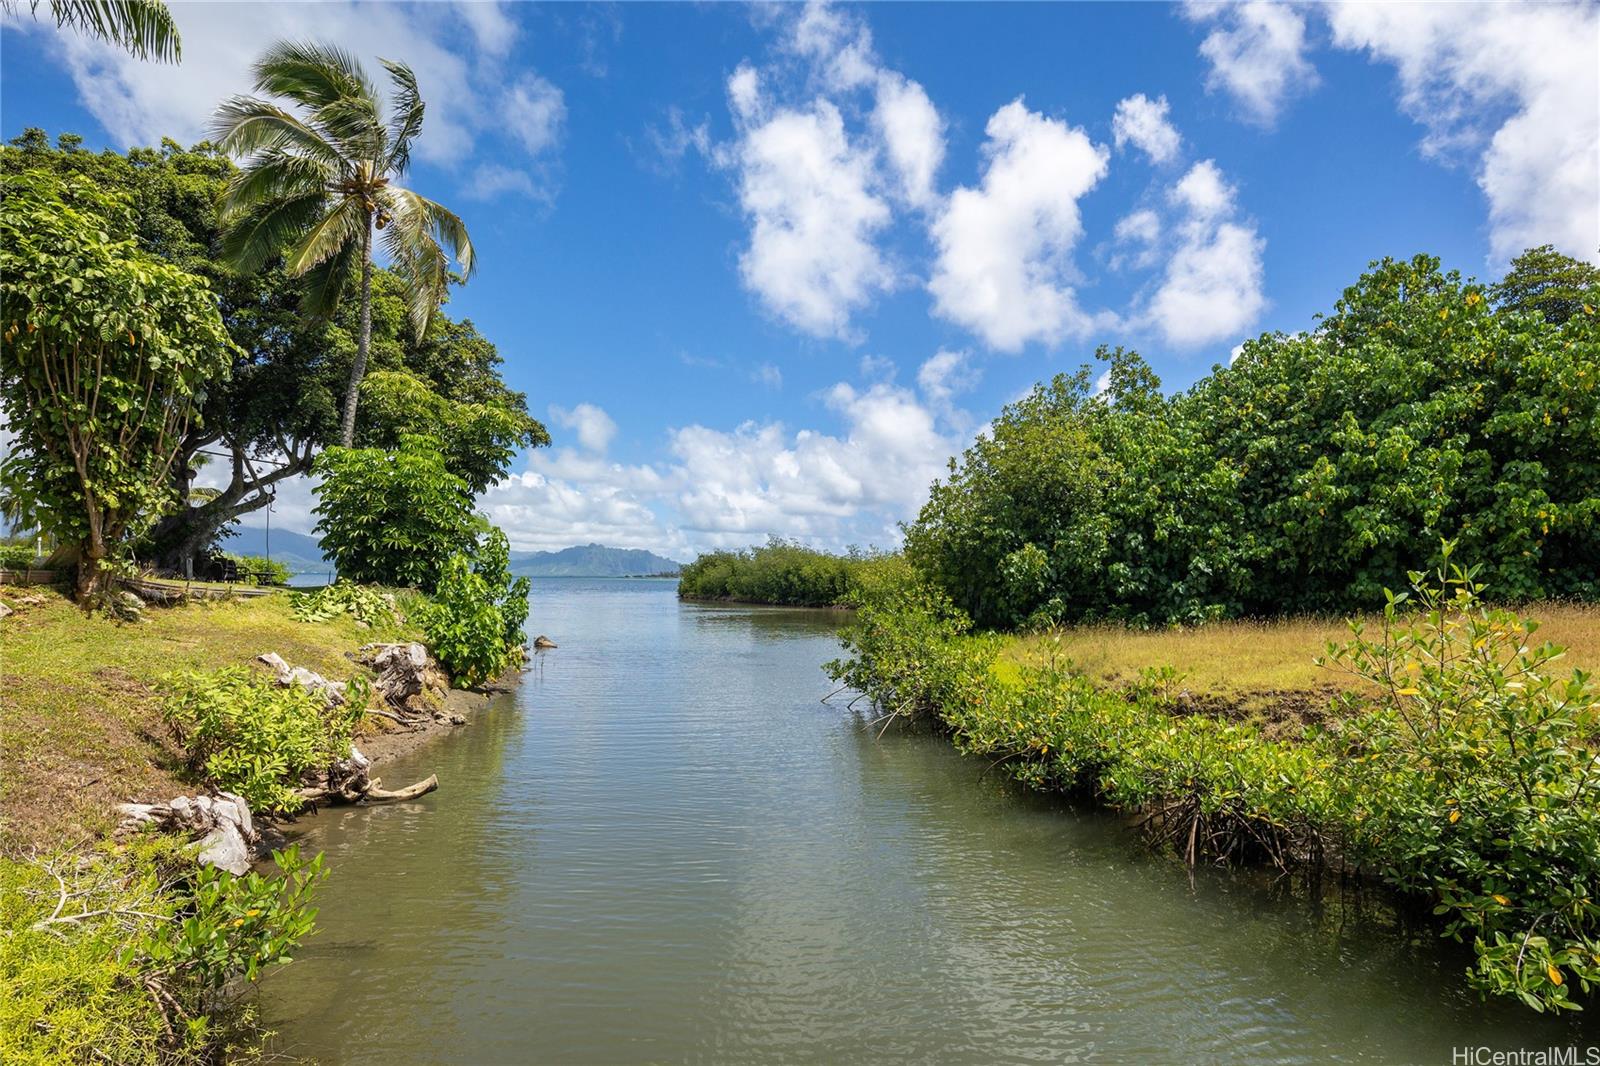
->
[
  {"left": 4, "top": 0, "right": 180, "bottom": 61},
  {"left": 211, "top": 41, "right": 475, "bottom": 447}
]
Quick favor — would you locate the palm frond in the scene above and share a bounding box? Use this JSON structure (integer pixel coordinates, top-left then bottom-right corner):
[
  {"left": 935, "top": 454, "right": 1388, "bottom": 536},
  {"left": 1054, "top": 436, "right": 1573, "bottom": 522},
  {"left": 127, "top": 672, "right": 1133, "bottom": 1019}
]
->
[
  {"left": 381, "top": 58, "right": 425, "bottom": 176},
  {"left": 297, "top": 238, "right": 361, "bottom": 320},
  {"left": 41, "top": 0, "right": 180, "bottom": 62},
  {"left": 385, "top": 185, "right": 476, "bottom": 277},
  {"left": 252, "top": 39, "right": 375, "bottom": 111},
  {"left": 392, "top": 238, "right": 450, "bottom": 337},
  {"left": 216, "top": 150, "right": 333, "bottom": 218},
  {"left": 308, "top": 95, "right": 384, "bottom": 160},
  {"left": 210, "top": 97, "right": 347, "bottom": 169},
  {"left": 217, "top": 192, "right": 327, "bottom": 273},
  {"left": 283, "top": 197, "right": 364, "bottom": 277}
]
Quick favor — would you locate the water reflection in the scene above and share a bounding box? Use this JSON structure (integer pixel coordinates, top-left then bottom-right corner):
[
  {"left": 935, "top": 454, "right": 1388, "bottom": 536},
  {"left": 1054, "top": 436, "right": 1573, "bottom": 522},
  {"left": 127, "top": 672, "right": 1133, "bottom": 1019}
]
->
[{"left": 264, "top": 578, "right": 1596, "bottom": 1064}]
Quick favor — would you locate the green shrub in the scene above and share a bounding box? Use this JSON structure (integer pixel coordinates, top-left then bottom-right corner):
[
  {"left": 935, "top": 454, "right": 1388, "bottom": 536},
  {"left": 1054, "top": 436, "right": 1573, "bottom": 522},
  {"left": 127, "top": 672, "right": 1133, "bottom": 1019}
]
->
[
  {"left": 311, "top": 434, "right": 478, "bottom": 591},
  {"left": 223, "top": 552, "right": 290, "bottom": 586},
  {"left": 161, "top": 668, "right": 358, "bottom": 813},
  {"left": 831, "top": 550, "right": 1600, "bottom": 1013},
  {"left": 0, "top": 839, "right": 324, "bottom": 1065},
  {"left": 416, "top": 528, "right": 529, "bottom": 687},
  {"left": 0, "top": 543, "right": 36, "bottom": 569},
  {"left": 905, "top": 253, "right": 1600, "bottom": 628},
  {"left": 291, "top": 579, "right": 398, "bottom": 627}
]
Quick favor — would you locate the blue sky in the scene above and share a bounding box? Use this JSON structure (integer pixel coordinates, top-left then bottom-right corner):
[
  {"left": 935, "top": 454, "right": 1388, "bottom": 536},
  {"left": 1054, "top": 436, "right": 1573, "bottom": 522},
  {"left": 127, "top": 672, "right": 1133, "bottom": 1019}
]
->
[{"left": 4, "top": 1, "right": 1597, "bottom": 558}]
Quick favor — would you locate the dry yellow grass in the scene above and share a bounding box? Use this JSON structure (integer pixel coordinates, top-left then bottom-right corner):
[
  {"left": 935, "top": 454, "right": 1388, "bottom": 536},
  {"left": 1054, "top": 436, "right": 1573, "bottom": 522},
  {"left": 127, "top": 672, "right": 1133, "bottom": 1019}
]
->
[
  {"left": 0, "top": 586, "right": 415, "bottom": 850},
  {"left": 1003, "top": 602, "right": 1600, "bottom": 731}
]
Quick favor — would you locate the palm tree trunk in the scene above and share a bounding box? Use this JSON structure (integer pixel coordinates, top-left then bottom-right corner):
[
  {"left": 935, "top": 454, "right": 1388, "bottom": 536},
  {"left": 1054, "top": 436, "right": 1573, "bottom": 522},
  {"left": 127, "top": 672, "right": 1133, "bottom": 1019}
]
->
[{"left": 339, "top": 215, "right": 375, "bottom": 447}]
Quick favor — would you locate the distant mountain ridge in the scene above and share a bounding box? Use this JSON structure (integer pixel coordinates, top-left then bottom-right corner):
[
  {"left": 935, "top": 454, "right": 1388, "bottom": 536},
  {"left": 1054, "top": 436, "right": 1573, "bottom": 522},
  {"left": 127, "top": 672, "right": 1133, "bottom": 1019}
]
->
[
  {"left": 509, "top": 544, "right": 683, "bottom": 577},
  {"left": 224, "top": 527, "right": 330, "bottom": 574},
  {"left": 222, "top": 530, "right": 680, "bottom": 579}
]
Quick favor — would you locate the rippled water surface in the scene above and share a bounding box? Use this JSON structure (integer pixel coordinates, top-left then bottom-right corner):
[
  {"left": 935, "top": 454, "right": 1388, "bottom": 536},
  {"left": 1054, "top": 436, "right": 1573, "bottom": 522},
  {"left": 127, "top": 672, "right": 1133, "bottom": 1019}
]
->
[{"left": 265, "top": 578, "right": 1589, "bottom": 1063}]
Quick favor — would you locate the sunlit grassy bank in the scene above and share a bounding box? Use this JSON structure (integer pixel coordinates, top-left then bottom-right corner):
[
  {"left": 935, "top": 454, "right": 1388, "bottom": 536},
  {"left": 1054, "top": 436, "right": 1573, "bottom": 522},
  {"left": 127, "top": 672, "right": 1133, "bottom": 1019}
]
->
[
  {"left": 997, "top": 602, "right": 1600, "bottom": 732},
  {"left": 0, "top": 586, "right": 416, "bottom": 850}
]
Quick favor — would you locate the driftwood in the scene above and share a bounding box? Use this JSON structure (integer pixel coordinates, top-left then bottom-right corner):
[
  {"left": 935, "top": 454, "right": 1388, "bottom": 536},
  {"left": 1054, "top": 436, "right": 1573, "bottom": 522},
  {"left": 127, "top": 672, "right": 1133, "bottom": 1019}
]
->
[
  {"left": 294, "top": 746, "right": 439, "bottom": 807},
  {"left": 355, "top": 642, "right": 449, "bottom": 714},
  {"left": 258, "top": 651, "right": 348, "bottom": 706}
]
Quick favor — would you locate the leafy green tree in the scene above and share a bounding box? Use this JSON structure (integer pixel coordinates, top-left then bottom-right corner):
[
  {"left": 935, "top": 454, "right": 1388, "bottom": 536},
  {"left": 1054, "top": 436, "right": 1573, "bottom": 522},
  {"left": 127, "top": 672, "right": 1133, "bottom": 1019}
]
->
[
  {"left": 2, "top": 0, "right": 180, "bottom": 62},
  {"left": 212, "top": 41, "right": 475, "bottom": 447},
  {"left": 310, "top": 434, "right": 478, "bottom": 590},
  {"left": 0, "top": 172, "right": 237, "bottom": 603},
  {"left": 1490, "top": 245, "right": 1600, "bottom": 325},
  {"left": 905, "top": 254, "right": 1600, "bottom": 628},
  {"left": 0, "top": 133, "right": 544, "bottom": 572}
]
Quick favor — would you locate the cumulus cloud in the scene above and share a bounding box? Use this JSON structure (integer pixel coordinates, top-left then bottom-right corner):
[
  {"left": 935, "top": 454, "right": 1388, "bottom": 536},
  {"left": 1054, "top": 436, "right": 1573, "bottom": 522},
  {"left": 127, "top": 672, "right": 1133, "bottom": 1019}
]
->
[
  {"left": 724, "top": 88, "right": 894, "bottom": 339},
  {"left": 549, "top": 403, "right": 619, "bottom": 454},
  {"left": 1184, "top": 0, "right": 1319, "bottom": 126},
  {"left": 14, "top": 1, "right": 557, "bottom": 200},
  {"left": 752, "top": 363, "right": 784, "bottom": 389},
  {"left": 1324, "top": 2, "right": 1600, "bottom": 264},
  {"left": 479, "top": 365, "right": 969, "bottom": 555},
  {"left": 715, "top": 1, "right": 947, "bottom": 339},
  {"left": 928, "top": 99, "right": 1112, "bottom": 352},
  {"left": 872, "top": 72, "right": 946, "bottom": 208},
  {"left": 1147, "top": 160, "right": 1266, "bottom": 346},
  {"left": 1112, "top": 93, "right": 1182, "bottom": 164}
]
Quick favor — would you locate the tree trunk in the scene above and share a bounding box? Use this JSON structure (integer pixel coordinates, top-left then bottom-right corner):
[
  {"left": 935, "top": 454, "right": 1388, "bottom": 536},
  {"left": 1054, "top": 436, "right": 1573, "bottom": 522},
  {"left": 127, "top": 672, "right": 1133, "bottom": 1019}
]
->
[{"left": 338, "top": 216, "right": 375, "bottom": 448}]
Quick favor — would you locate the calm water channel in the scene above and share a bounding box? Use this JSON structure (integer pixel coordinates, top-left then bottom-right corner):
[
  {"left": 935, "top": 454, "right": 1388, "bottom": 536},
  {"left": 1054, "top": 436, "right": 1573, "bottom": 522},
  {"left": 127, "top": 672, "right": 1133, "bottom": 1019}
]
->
[{"left": 264, "top": 578, "right": 1592, "bottom": 1064}]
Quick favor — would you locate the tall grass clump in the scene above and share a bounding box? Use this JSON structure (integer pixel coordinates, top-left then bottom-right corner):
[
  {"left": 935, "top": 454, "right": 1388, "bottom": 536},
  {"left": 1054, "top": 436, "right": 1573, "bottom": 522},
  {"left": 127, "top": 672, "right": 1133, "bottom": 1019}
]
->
[{"left": 830, "top": 548, "right": 1600, "bottom": 1013}]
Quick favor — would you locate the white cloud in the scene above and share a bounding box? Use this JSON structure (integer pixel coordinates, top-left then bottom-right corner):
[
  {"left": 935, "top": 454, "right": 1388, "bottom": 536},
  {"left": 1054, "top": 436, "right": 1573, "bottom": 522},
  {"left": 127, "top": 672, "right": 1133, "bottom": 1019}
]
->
[
  {"left": 644, "top": 106, "right": 712, "bottom": 173},
  {"left": 502, "top": 74, "right": 567, "bottom": 156},
  {"left": 752, "top": 363, "right": 784, "bottom": 389},
  {"left": 872, "top": 72, "right": 945, "bottom": 208},
  {"left": 724, "top": 91, "right": 894, "bottom": 339},
  {"left": 465, "top": 164, "right": 538, "bottom": 201},
  {"left": 549, "top": 403, "right": 618, "bottom": 454},
  {"left": 1324, "top": 2, "right": 1600, "bottom": 264},
  {"left": 17, "top": 2, "right": 560, "bottom": 202},
  {"left": 916, "top": 349, "right": 978, "bottom": 410},
  {"left": 1184, "top": 0, "right": 1318, "bottom": 126},
  {"left": 1147, "top": 160, "right": 1267, "bottom": 346},
  {"left": 928, "top": 99, "right": 1112, "bottom": 352},
  {"left": 481, "top": 366, "right": 968, "bottom": 555},
  {"left": 713, "top": 1, "right": 946, "bottom": 339},
  {"left": 1112, "top": 93, "right": 1181, "bottom": 164}
]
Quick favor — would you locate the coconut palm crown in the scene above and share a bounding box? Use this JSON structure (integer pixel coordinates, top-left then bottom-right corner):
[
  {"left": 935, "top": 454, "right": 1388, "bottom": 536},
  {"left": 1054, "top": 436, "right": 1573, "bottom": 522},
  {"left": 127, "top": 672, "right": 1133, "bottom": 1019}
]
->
[{"left": 211, "top": 40, "right": 475, "bottom": 446}]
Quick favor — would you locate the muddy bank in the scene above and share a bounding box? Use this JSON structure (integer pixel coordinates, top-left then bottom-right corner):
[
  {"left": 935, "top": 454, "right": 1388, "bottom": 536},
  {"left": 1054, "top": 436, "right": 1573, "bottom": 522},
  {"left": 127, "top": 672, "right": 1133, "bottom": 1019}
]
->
[{"left": 354, "top": 668, "right": 524, "bottom": 767}]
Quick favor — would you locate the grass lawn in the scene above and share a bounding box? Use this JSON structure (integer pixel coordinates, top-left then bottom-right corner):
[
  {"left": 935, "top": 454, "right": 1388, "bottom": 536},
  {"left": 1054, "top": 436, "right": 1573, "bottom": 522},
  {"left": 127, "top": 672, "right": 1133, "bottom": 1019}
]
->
[
  {"left": 1001, "top": 601, "right": 1600, "bottom": 734},
  {"left": 0, "top": 586, "right": 416, "bottom": 851}
]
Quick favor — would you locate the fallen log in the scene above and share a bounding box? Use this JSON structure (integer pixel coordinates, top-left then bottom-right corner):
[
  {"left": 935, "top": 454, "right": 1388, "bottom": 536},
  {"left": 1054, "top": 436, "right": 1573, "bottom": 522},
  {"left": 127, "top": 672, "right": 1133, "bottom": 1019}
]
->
[{"left": 296, "top": 773, "right": 438, "bottom": 805}]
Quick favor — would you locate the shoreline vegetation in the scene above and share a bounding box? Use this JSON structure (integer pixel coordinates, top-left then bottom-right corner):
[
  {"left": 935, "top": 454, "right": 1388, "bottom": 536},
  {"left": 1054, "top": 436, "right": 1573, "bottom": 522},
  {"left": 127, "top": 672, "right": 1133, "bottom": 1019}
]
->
[
  {"left": 676, "top": 539, "right": 909, "bottom": 609},
  {"left": 1, "top": 581, "right": 522, "bottom": 1063},
  {"left": 679, "top": 250, "right": 1600, "bottom": 1014}
]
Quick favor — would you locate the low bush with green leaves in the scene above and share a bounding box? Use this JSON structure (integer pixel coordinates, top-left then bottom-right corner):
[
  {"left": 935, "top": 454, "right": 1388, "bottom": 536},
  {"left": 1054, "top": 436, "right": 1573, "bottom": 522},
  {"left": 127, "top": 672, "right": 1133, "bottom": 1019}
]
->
[
  {"left": 416, "top": 526, "right": 529, "bottom": 687},
  {"left": 161, "top": 668, "right": 360, "bottom": 813},
  {"left": 830, "top": 549, "right": 1600, "bottom": 1013},
  {"left": 0, "top": 543, "right": 37, "bottom": 569},
  {"left": 290, "top": 579, "right": 398, "bottom": 627},
  {"left": 0, "top": 838, "right": 324, "bottom": 1065}
]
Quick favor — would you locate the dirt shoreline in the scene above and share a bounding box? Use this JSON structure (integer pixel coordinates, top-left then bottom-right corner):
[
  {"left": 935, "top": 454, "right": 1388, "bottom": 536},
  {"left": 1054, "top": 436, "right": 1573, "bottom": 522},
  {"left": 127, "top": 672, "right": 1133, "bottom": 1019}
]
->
[{"left": 353, "top": 665, "right": 524, "bottom": 768}]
